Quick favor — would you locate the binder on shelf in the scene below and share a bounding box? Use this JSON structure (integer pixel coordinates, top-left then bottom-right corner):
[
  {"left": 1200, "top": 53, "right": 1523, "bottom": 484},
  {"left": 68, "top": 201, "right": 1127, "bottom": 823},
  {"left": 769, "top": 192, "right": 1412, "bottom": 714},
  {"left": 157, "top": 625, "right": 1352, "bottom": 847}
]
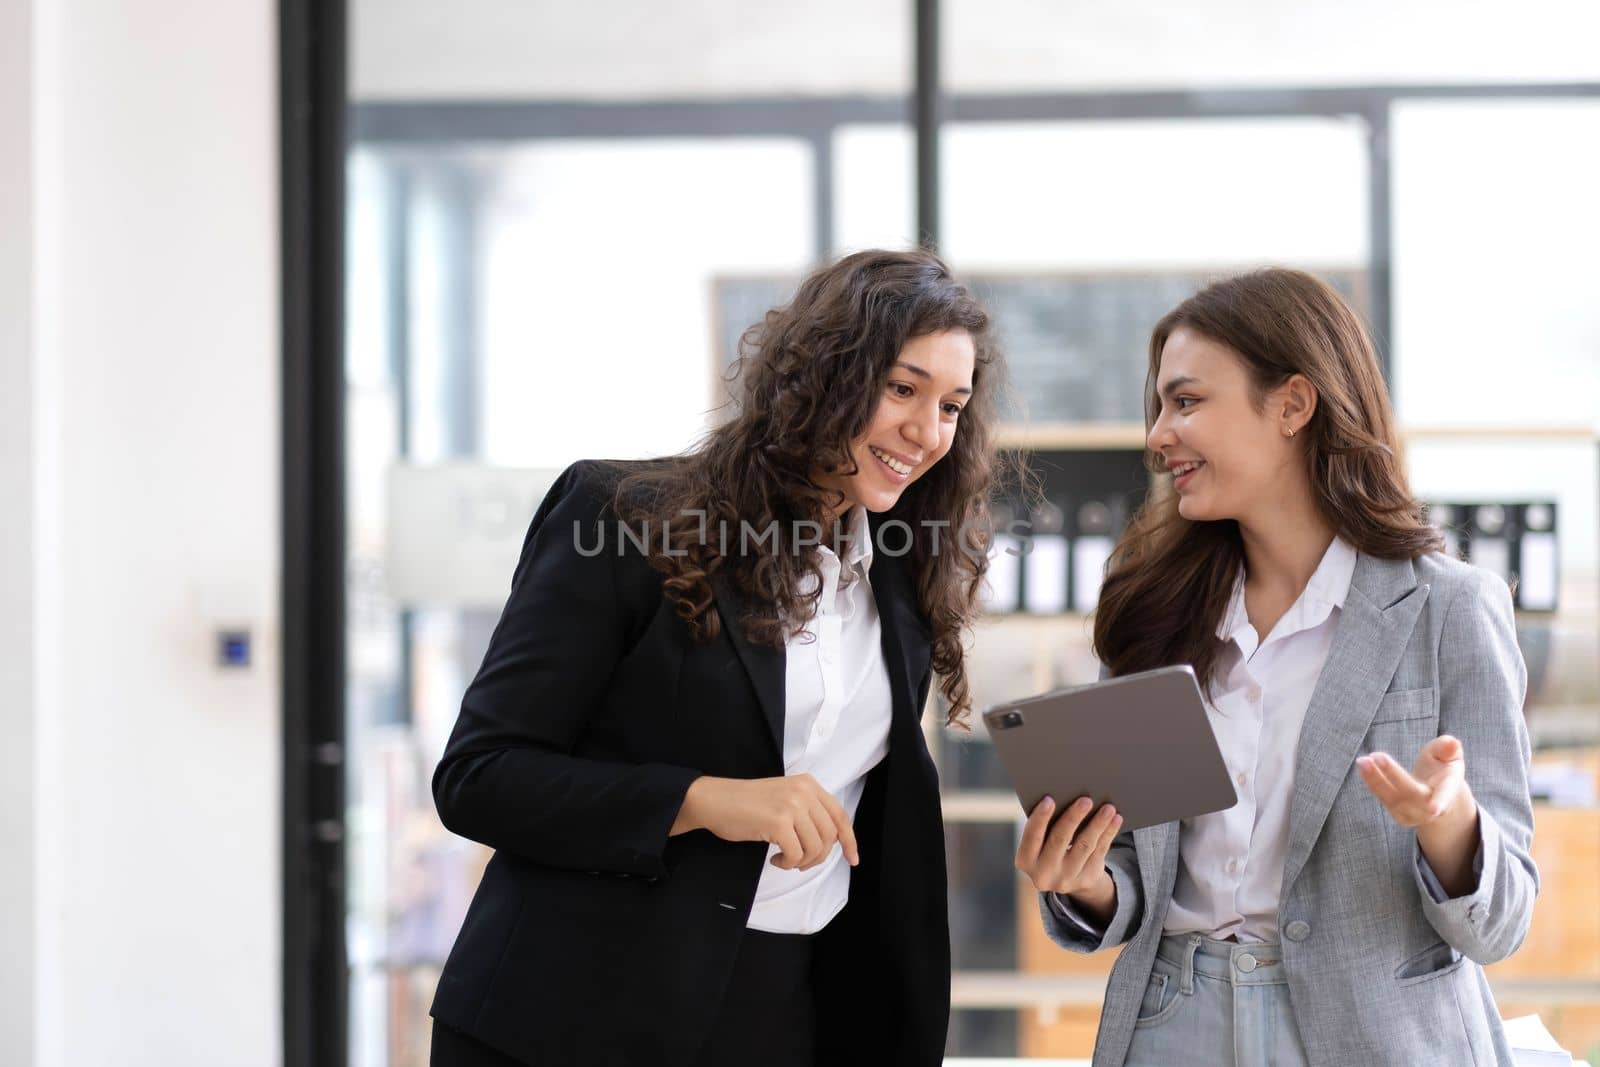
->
[
  {"left": 991, "top": 445, "right": 1150, "bottom": 617},
  {"left": 1021, "top": 498, "right": 1070, "bottom": 615},
  {"left": 1421, "top": 499, "right": 1559, "bottom": 613},
  {"left": 1516, "top": 502, "right": 1558, "bottom": 612},
  {"left": 1071, "top": 498, "right": 1116, "bottom": 614},
  {"left": 981, "top": 503, "right": 1023, "bottom": 615},
  {"left": 1470, "top": 504, "right": 1512, "bottom": 587}
]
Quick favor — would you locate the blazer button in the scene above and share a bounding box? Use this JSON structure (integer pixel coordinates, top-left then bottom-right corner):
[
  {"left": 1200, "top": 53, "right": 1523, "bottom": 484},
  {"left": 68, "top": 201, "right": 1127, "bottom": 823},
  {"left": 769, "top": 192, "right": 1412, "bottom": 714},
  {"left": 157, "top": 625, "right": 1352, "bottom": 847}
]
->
[{"left": 1284, "top": 920, "right": 1311, "bottom": 942}]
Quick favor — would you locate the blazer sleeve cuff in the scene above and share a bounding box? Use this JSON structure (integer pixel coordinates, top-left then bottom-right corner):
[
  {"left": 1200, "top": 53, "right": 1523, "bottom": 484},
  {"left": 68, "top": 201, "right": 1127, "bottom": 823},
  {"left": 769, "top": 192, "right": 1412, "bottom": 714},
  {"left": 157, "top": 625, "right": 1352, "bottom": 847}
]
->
[
  {"left": 1037, "top": 856, "right": 1141, "bottom": 953},
  {"left": 1412, "top": 806, "right": 1499, "bottom": 939},
  {"left": 619, "top": 763, "right": 705, "bottom": 878}
]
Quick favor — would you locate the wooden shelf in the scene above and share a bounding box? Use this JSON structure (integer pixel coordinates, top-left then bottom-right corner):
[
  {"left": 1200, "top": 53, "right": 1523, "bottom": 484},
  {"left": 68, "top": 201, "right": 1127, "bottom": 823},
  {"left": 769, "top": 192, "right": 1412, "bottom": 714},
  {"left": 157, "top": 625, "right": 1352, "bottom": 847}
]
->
[
  {"left": 996, "top": 423, "right": 1148, "bottom": 451},
  {"left": 974, "top": 612, "right": 1092, "bottom": 627},
  {"left": 1400, "top": 425, "right": 1599, "bottom": 442},
  {"left": 951, "top": 970, "right": 1108, "bottom": 1010},
  {"left": 994, "top": 422, "right": 1599, "bottom": 452},
  {"left": 941, "top": 790, "right": 1027, "bottom": 823},
  {"left": 952, "top": 969, "right": 1600, "bottom": 1011}
]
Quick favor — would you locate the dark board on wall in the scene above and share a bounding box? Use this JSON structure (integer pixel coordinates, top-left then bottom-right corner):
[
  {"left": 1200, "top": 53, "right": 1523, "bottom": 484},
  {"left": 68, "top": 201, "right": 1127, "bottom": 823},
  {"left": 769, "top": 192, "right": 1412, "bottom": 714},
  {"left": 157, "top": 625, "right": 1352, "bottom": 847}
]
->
[{"left": 713, "top": 268, "right": 1367, "bottom": 424}]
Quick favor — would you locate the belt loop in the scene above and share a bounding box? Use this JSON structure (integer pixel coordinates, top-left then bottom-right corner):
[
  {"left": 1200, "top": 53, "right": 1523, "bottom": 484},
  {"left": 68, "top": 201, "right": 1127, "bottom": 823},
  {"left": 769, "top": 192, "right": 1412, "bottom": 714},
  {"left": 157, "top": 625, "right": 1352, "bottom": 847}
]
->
[{"left": 1179, "top": 934, "right": 1202, "bottom": 995}]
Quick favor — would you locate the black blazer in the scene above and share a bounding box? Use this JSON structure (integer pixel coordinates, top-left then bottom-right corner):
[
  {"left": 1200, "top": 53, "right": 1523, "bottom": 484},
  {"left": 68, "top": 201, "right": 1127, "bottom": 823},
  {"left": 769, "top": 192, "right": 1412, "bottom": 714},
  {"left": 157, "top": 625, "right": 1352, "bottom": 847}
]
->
[{"left": 430, "top": 460, "right": 951, "bottom": 1066}]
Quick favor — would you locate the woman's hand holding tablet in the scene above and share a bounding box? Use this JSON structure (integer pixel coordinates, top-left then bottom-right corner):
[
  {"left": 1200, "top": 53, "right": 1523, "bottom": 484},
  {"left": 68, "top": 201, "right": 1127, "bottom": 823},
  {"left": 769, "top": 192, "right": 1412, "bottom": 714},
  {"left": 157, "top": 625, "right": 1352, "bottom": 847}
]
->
[
  {"left": 987, "top": 664, "right": 1238, "bottom": 925},
  {"left": 1014, "top": 795, "right": 1123, "bottom": 924}
]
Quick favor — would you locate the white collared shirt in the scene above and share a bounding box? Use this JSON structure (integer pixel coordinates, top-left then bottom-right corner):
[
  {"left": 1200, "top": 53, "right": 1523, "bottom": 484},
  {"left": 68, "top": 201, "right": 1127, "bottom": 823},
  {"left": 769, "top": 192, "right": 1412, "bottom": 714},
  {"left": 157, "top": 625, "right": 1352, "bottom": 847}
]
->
[
  {"left": 746, "top": 505, "right": 894, "bottom": 934},
  {"left": 1163, "top": 535, "right": 1358, "bottom": 942},
  {"left": 1049, "top": 537, "right": 1474, "bottom": 938}
]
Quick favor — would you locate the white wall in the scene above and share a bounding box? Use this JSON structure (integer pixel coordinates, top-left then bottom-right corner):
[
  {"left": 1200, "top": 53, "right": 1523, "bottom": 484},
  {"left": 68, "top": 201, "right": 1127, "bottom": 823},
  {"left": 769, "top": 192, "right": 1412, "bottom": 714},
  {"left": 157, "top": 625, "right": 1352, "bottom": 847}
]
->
[
  {"left": 351, "top": 0, "right": 911, "bottom": 100},
  {"left": 1393, "top": 100, "right": 1600, "bottom": 431},
  {"left": 349, "top": 0, "right": 1600, "bottom": 101},
  {"left": 835, "top": 118, "right": 1370, "bottom": 268},
  {"left": 945, "top": 0, "right": 1600, "bottom": 92},
  {"left": 6, "top": 0, "right": 282, "bottom": 1064},
  {"left": 1, "top": 0, "right": 38, "bottom": 1062},
  {"left": 474, "top": 139, "right": 814, "bottom": 466}
]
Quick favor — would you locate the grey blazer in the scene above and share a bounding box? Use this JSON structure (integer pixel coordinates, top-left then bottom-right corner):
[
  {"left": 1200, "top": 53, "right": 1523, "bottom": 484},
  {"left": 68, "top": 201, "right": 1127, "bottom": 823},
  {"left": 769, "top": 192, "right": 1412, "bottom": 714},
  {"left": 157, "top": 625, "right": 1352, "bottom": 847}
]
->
[{"left": 1041, "top": 550, "right": 1539, "bottom": 1067}]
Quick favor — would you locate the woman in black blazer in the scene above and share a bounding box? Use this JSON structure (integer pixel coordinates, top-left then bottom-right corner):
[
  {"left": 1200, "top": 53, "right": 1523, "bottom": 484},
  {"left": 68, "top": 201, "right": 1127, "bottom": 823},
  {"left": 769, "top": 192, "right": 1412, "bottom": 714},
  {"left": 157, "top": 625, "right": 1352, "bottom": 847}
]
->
[{"left": 428, "top": 248, "right": 1009, "bottom": 1067}]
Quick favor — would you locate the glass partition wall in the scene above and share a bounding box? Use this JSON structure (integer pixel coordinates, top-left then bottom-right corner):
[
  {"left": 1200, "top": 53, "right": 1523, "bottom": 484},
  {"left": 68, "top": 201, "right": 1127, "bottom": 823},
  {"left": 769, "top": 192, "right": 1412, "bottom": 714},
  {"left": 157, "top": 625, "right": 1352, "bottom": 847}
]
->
[{"left": 289, "top": 2, "right": 1600, "bottom": 1062}]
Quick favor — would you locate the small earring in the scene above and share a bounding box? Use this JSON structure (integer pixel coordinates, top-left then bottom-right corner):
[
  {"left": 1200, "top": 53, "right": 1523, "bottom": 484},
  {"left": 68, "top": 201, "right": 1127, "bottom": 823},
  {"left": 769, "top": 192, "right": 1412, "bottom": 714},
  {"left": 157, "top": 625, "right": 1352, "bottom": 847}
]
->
[{"left": 1286, "top": 427, "right": 1297, "bottom": 438}]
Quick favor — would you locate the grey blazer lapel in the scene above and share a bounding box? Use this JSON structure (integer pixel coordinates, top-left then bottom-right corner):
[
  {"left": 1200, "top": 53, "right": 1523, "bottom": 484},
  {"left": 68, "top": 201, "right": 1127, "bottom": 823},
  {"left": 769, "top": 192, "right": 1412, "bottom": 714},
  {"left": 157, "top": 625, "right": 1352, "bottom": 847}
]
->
[
  {"left": 1135, "top": 821, "right": 1179, "bottom": 911},
  {"left": 1279, "top": 553, "right": 1431, "bottom": 897}
]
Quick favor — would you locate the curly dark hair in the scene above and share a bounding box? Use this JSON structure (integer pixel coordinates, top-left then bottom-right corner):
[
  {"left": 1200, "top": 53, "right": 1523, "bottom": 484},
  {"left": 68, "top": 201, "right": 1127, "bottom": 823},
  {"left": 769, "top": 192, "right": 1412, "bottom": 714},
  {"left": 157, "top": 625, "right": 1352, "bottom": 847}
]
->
[{"left": 603, "top": 248, "right": 1007, "bottom": 726}]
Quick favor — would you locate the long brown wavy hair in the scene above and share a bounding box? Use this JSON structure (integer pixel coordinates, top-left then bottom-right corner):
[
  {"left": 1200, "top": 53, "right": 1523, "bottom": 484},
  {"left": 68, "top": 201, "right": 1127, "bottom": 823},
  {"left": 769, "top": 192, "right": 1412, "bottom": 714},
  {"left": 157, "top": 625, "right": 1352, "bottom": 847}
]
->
[
  {"left": 1093, "top": 268, "right": 1442, "bottom": 691},
  {"left": 603, "top": 248, "right": 1008, "bottom": 725}
]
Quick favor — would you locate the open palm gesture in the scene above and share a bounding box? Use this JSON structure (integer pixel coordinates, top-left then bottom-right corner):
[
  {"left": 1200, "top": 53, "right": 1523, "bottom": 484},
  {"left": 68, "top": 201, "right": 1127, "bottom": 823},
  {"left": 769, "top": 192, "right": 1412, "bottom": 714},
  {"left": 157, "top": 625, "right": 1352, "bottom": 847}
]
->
[{"left": 1357, "top": 734, "right": 1470, "bottom": 828}]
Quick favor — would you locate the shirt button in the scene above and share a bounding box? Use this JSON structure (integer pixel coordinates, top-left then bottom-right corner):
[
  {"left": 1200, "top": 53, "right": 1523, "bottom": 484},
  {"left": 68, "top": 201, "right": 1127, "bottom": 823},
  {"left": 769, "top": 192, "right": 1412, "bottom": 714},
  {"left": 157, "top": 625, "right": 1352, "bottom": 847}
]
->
[
  {"left": 1247, "top": 685, "right": 1263, "bottom": 702},
  {"left": 1226, "top": 858, "right": 1240, "bottom": 875},
  {"left": 1285, "top": 920, "right": 1311, "bottom": 942},
  {"left": 1236, "top": 772, "right": 1248, "bottom": 788}
]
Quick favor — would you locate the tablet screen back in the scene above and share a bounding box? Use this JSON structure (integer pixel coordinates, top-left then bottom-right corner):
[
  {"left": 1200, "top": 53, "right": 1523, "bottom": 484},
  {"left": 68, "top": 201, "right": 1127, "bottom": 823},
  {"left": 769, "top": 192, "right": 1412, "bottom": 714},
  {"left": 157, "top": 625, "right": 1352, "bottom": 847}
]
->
[{"left": 980, "top": 665, "right": 1236, "bottom": 832}]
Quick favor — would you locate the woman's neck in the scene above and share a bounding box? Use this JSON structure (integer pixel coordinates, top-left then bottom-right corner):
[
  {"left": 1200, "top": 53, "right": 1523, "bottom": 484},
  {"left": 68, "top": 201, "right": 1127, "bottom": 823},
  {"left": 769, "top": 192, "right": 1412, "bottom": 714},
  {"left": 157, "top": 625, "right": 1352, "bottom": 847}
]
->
[{"left": 1238, "top": 502, "right": 1337, "bottom": 600}]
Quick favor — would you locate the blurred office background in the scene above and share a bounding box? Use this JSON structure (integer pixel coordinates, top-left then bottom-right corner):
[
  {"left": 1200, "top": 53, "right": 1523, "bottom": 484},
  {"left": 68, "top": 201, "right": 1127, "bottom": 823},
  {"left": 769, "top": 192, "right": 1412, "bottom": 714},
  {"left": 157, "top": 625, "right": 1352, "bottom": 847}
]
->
[{"left": 4, "top": 1, "right": 1599, "bottom": 1065}]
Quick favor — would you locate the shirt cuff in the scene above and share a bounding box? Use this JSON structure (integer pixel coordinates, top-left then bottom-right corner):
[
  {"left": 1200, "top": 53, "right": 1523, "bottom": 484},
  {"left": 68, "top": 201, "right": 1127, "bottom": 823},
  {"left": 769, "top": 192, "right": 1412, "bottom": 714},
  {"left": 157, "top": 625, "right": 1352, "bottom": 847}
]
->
[
  {"left": 1415, "top": 819, "right": 1486, "bottom": 903},
  {"left": 1046, "top": 892, "right": 1109, "bottom": 938}
]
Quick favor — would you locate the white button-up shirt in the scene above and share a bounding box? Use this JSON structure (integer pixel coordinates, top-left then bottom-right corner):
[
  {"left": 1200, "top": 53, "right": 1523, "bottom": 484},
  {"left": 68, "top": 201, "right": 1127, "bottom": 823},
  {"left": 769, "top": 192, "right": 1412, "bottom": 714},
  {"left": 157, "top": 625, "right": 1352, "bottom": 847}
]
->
[
  {"left": 1163, "top": 535, "right": 1357, "bottom": 942},
  {"left": 1050, "top": 536, "right": 1473, "bottom": 939},
  {"left": 746, "top": 505, "right": 894, "bottom": 934}
]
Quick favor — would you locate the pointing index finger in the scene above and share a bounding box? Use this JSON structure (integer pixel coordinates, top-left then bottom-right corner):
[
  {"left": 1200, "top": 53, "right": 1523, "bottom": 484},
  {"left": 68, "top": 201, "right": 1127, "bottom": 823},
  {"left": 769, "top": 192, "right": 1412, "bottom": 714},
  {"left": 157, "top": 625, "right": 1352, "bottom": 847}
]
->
[{"left": 820, "top": 790, "right": 859, "bottom": 866}]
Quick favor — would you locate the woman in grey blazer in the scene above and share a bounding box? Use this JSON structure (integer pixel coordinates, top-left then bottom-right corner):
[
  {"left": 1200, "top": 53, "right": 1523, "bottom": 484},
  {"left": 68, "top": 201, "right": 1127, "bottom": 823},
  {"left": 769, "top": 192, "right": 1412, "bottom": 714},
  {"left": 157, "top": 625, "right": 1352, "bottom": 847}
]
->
[{"left": 1016, "top": 268, "right": 1538, "bottom": 1066}]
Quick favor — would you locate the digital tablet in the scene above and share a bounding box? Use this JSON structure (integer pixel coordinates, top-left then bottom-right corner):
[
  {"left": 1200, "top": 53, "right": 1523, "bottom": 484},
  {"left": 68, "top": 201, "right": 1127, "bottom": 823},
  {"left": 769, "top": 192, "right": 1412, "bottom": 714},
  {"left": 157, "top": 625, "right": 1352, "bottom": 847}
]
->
[{"left": 980, "top": 665, "right": 1237, "bottom": 833}]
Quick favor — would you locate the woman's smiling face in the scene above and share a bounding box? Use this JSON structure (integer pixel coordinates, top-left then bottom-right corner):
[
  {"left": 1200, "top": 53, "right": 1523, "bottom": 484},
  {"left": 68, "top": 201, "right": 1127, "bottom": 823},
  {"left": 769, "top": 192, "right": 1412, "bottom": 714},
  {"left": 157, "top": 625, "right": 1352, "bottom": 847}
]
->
[
  {"left": 1147, "top": 326, "right": 1308, "bottom": 525},
  {"left": 813, "top": 329, "right": 976, "bottom": 516}
]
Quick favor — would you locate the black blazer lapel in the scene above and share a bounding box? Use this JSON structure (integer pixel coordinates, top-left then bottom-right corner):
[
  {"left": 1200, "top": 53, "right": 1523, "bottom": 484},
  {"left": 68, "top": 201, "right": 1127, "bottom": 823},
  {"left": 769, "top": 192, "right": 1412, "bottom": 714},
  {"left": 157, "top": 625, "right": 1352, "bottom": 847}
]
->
[
  {"left": 711, "top": 574, "right": 786, "bottom": 760},
  {"left": 865, "top": 527, "right": 931, "bottom": 731}
]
